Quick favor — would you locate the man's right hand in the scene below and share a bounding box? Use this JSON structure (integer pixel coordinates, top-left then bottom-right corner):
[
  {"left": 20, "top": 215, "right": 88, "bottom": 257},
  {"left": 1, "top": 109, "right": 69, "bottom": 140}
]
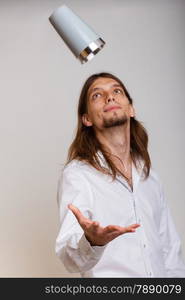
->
[{"left": 68, "top": 204, "right": 140, "bottom": 246}]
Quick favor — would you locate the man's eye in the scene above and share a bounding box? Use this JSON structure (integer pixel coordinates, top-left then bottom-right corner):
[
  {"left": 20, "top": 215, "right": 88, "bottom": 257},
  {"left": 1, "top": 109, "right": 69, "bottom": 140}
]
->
[
  {"left": 92, "top": 93, "right": 101, "bottom": 99},
  {"left": 114, "top": 89, "right": 123, "bottom": 94}
]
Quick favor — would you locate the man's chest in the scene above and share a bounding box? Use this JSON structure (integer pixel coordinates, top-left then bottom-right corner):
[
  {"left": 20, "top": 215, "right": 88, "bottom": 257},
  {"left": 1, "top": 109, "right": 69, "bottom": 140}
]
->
[{"left": 86, "top": 171, "right": 161, "bottom": 229}]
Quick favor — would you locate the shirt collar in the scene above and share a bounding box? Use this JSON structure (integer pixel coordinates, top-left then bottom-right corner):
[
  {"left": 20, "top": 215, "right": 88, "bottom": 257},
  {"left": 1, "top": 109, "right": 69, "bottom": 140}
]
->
[{"left": 96, "top": 150, "right": 145, "bottom": 192}]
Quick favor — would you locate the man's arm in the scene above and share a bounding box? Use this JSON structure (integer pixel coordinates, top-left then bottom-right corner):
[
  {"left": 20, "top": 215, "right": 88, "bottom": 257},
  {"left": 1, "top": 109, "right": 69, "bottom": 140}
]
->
[
  {"left": 55, "top": 165, "right": 106, "bottom": 273},
  {"left": 56, "top": 164, "right": 139, "bottom": 273}
]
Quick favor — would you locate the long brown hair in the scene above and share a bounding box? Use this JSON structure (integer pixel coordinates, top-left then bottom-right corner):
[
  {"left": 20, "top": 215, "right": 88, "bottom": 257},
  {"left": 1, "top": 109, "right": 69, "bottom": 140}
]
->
[{"left": 66, "top": 72, "right": 151, "bottom": 180}]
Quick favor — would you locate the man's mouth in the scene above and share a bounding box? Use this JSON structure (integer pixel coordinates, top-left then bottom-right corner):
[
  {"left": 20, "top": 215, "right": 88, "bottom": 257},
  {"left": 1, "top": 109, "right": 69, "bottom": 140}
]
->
[{"left": 104, "top": 106, "right": 121, "bottom": 112}]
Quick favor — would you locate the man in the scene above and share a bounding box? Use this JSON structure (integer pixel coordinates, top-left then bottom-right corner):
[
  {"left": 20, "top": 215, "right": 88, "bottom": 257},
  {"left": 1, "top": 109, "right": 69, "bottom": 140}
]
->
[{"left": 56, "top": 72, "right": 185, "bottom": 277}]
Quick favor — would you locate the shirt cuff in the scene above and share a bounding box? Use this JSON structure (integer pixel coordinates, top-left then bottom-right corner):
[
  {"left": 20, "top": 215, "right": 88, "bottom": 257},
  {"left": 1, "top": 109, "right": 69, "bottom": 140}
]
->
[{"left": 78, "top": 233, "right": 107, "bottom": 258}]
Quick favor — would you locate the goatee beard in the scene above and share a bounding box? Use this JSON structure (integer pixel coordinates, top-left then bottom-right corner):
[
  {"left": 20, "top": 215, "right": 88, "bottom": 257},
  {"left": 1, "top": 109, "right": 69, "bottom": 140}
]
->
[{"left": 103, "top": 115, "right": 128, "bottom": 128}]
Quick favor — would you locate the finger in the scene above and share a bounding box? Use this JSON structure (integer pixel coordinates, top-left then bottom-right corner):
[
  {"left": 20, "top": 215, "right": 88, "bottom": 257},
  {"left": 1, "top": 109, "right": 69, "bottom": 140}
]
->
[
  {"left": 68, "top": 204, "right": 95, "bottom": 232},
  {"left": 68, "top": 204, "right": 86, "bottom": 224},
  {"left": 103, "top": 223, "right": 140, "bottom": 236},
  {"left": 88, "top": 221, "right": 100, "bottom": 232},
  {"left": 103, "top": 225, "right": 120, "bottom": 234},
  {"left": 118, "top": 223, "right": 140, "bottom": 234},
  {"left": 126, "top": 223, "right": 140, "bottom": 231},
  {"left": 107, "top": 225, "right": 140, "bottom": 241}
]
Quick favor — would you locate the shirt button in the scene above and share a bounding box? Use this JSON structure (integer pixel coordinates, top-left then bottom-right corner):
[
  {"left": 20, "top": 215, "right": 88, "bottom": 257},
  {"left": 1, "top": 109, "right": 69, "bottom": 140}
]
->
[{"left": 143, "top": 244, "right": 146, "bottom": 248}]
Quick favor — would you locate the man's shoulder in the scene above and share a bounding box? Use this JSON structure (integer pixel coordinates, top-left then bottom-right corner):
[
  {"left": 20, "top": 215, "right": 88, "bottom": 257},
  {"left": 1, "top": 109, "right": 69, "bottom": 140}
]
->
[
  {"left": 62, "top": 159, "right": 92, "bottom": 176},
  {"left": 64, "top": 159, "right": 84, "bottom": 169},
  {"left": 57, "top": 160, "right": 89, "bottom": 188}
]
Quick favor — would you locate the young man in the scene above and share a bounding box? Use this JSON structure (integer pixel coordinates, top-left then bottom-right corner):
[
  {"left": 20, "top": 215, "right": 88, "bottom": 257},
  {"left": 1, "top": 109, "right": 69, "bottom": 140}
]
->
[{"left": 56, "top": 72, "right": 185, "bottom": 277}]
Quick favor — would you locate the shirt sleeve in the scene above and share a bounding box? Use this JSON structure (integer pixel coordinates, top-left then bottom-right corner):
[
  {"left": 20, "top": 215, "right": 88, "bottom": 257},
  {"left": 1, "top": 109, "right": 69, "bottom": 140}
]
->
[
  {"left": 158, "top": 181, "right": 185, "bottom": 277},
  {"left": 55, "top": 164, "right": 106, "bottom": 273}
]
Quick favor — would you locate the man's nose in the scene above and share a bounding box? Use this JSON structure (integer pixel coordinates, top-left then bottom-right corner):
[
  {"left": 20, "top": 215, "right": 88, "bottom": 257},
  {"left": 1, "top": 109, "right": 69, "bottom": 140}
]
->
[{"left": 106, "top": 93, "right": 115, "bottom": 103}]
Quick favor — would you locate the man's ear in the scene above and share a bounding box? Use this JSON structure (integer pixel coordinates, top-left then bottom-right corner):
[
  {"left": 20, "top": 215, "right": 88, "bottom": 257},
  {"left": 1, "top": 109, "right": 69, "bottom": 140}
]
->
[
  {"left": 82, "top": 114, "right": 93, "bottom": 127},
  {"left": 130, "top": 105, "right": 136, "bottom": 118}
]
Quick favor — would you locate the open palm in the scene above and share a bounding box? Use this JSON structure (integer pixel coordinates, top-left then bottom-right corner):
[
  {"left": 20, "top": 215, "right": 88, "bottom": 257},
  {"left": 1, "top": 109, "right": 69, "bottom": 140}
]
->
[{"left": 68, "top": 204, "right": 140, "bottom": 246}]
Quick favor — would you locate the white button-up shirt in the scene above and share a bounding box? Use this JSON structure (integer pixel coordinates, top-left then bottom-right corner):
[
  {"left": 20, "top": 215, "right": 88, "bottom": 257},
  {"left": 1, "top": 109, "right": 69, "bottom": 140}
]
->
[{"left": 55, "top": 152, "right": 185, "bottom": 277}]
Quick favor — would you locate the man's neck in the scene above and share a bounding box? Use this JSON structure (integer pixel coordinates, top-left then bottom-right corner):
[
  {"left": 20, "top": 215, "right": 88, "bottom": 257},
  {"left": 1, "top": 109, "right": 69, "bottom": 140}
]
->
[{"left": 95, "top": 122, "right": 131, "bottom": 167}]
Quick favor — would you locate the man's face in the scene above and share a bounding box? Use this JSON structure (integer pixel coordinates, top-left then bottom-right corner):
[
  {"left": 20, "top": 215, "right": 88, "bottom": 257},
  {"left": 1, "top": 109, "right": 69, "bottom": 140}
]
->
[{"left": 82, "top": 77, "right": 135, "bottom": 130}]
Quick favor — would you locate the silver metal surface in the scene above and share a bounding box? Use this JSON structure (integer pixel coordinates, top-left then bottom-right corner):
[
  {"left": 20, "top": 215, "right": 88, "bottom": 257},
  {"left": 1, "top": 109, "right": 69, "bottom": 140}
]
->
[{"left": 78, "top": 38, "right": 105, "bottom": 63}]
